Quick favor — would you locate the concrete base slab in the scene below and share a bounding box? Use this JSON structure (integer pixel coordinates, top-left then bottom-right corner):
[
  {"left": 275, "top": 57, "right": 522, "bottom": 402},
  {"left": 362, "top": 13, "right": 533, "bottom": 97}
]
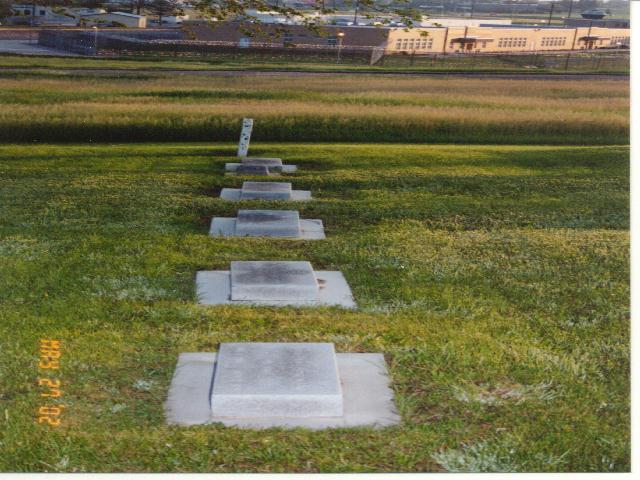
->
[
  {"left": 219, "top": 188, "right": 311, "bottom": 201},
  {"left": 209, "top": 218, "right": 325, "bottom": 239},
  {"left": 226, "top": 163, "right": 297, "bottom": 173},
  {"left": 195, "top": 270, "right": 355, "bottom": 308},
  {"left": 165, "top": 352, "right": 400, "bottom": 429}
]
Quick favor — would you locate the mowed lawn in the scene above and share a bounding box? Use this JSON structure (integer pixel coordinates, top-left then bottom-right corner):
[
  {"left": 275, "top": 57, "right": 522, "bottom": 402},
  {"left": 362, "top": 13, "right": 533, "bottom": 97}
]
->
[{"left": 0, "top": 143, "right": 629, "bottom": 472}]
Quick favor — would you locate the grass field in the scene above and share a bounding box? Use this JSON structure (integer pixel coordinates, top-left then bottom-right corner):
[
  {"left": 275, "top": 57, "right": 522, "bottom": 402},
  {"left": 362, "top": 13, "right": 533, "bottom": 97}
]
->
[
  {"left": 0, "top": 142, "right": 629, "bottom": 472},
  {"left": 0, "top": 71, "right": 629, "bottom": 145},
  {"left": 0, "top": 50, "right": 629, "bottom": 74}
]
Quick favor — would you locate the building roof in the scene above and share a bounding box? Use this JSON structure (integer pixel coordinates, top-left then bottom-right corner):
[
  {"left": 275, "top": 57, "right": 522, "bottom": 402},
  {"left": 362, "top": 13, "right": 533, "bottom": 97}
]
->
[
  {"left": 188, "top": 21, "right": 389, "bottom": 47},
  {"left": 110, "top": 12, "right": 144, "bottom": 19}
]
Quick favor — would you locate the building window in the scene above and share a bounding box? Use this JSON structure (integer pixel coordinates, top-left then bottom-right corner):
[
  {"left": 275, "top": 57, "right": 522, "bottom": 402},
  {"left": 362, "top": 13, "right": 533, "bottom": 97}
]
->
[
  {"left": 402, "top": 39, "right": 408, "bottom": 49},
  {"left": 328, "top": 36, "right": 337, "bottom": 46},
  {"left": 283, "top": 33, "right": 294, "bottom": 45},
  {"left": 427, "top": 39, "right": 433, "bottom": 49},
  {"left": 396, "top": 39, "right": 402, "bottom": 49}
]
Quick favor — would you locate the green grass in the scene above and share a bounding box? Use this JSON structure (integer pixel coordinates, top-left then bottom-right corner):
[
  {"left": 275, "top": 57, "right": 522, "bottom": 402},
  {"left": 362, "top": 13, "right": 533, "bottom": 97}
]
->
[
  {"left": 0, "top": 142, "right": 629, "bottom": 472},
  {"left": 0, "top": 72, "right": 629, "bottom": 144},
  {"left": 0, "top": 51, "right": 629, "bottom": 74}
]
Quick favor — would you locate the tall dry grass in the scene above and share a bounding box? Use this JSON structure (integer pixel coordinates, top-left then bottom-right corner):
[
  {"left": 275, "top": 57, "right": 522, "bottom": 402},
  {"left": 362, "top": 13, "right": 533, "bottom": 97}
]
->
[{"left": 0, "top": 74, "right": 628, "bottom": 143}]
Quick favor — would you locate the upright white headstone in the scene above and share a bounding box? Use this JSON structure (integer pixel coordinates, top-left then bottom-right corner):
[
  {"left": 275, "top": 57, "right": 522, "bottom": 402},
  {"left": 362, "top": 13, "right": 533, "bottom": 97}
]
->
[{"left": 237, "top": 118, "right": 253, "bottom": 158}]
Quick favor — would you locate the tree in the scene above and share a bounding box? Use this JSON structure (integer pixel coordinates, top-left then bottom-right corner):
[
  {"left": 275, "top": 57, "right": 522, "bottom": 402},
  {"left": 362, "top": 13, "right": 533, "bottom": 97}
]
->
[
  {"left": 148, "top": 0, "right": 183, "bottom": 26},
  {"left": 191, "top": 0, "right": 422, "bottom": 32},
  {"left": 0, "top": 0, "right": 12, "bottom": 20},
  {"left": 131, "top": 0, "right": 146, "bottom": 15}
]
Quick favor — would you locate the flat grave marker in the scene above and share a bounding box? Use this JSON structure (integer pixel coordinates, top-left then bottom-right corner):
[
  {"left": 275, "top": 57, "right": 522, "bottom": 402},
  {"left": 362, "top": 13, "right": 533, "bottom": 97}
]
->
[
  {"left": 225, "top": 157, "right": 297, "bottom": 174},
  {"left": 230, "top": 261, "right": 319, "bottom": 301},
  {"left": 241, "top": 181, "right": 292, "bottom": 200},
  {"left": 209, "top": 209, "right": 324, "bottom": 239},
  {"left": 165, "top": 343, "right": 401, "bottom": 429},
  {"left": 195, "top": 261, "right": 354, "bottom": 307},
  {"left": 219, "top": 181, "right": 311, "bottom": 201},
  {"left": 234, "top": 165, "right": 271, "bottom": 176},
  {"left": 236, "top": 210, "right": 301, "bottom": 237},
  {"left": 210, "top": 343, "right": 343, "bottom": 418}
]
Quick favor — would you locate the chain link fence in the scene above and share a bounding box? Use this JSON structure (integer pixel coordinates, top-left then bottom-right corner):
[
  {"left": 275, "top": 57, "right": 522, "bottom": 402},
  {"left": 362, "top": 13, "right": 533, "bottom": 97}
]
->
[{"left": 36, "top": 29, "right": 630, "bottom": 73}]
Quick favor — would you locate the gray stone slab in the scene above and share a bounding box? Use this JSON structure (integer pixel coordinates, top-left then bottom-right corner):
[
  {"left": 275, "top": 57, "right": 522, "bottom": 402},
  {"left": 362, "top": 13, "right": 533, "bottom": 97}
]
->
[
  {"left": 241, "top": 157, "right": 283, "bottom": 167},
  {"left": 211, "top": 343, "right": 342, "bottom": 418},
  {"left": 219, "top": 187, "right": 310, "bottom": 202},
  {"left": 230, "top": 261, "right": 318, "bottom": 301},
  {"left": 241, "top": 182, "right": 292, "bottom": 200},
  {"left": 195, "top": 270, "right": 355, "bottom": 308},
  {"left": 165, "top": 352, "right": 400, "bottom": 429},
  {"left": 235, "top": 165, "right": 271, "bottom": 176},
  {"left": 209, "top": 217, "right": 325, "bottom": 240},
  {"left": 235, "top": 210, "right": 301, "bottom": 238},
  {"left": 226, "top": 163, "right": 297, "bottom": 174}
]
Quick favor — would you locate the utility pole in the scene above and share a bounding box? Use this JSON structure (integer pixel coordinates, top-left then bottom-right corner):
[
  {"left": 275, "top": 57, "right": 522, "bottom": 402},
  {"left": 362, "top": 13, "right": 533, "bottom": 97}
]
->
[
  {"left": 92, "top": 26, "right": 98, "bottom": 56},
  {"left": 548, "top": 1, "right": 555, "bottom": 26},
  {"left": 353, "top": 0, "right": 360, "bottom": 25},
  {"left": 567, "top": 0, "right": 574, "bottom": 19}
]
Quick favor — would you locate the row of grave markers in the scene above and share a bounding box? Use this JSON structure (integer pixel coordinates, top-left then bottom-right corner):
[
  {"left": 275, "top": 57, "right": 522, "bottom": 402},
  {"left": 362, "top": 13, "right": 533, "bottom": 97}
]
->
[{"left": 165, "top": 119, "right": 400, "bottom": 429}]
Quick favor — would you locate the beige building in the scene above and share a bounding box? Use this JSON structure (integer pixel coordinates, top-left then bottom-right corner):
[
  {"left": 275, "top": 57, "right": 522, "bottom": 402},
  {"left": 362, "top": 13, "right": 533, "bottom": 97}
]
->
[
  {"left": 387, "top": 25, "right": 630, "bottom": 54},
  {"left": 188, "top": 21, "right": 629, "bottom": 55},
  {"left": 82, "top": 12, "right": 147, "bottom": 28}
]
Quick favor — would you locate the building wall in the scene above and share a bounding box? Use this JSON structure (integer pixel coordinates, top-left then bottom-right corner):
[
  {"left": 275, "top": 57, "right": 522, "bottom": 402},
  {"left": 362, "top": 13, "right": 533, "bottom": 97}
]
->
[
  {"left": 83, "top": 13, "right": 146, "bottom": 28},
  {"left": 187, "top": 21, "right": 630, "bottom": 55},
  {"left": 386, "top": 26, "right": 630, "bottom": 54}
]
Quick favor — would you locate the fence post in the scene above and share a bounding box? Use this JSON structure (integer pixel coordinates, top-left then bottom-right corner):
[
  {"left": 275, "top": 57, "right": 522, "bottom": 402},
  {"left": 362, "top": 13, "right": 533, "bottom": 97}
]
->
[{"left": 564, "top": 52, "right": 571, "bottom": 71}]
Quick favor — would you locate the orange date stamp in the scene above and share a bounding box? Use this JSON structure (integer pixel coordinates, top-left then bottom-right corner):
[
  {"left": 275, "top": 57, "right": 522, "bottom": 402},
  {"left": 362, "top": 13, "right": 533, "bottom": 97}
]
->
[{"left": 37, "top": 339, "right": 64, "bottom": 426}]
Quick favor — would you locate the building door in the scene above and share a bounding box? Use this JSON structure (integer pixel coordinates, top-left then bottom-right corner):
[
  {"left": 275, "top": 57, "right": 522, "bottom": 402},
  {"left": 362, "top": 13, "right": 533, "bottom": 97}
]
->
[{"left": 587, "top": 41, "right": 594, "bottom": 49}]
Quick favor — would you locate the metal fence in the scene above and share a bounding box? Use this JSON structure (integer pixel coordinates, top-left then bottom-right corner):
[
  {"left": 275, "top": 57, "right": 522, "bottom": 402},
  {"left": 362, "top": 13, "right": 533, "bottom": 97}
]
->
[
  {"left": 36, "top": 29, "right": 629, "bottom": 73},
  {"left": 377, "top": 50, "right": 630, "bottom": 72}
]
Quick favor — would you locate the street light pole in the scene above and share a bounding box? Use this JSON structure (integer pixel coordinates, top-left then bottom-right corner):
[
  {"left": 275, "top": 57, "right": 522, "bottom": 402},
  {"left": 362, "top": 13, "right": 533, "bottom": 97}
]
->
[
  {"left": 353, "top": 0, "right": 360, "bottom": 25},
  {"left": 336, "top": 32, "right": 345, "bottom": 63},
  {"left": 92, "top": 26, "right": 98, "bottom": 56},
  {"left": 548, "top": 1, "right": 555, "bottom": 26}
]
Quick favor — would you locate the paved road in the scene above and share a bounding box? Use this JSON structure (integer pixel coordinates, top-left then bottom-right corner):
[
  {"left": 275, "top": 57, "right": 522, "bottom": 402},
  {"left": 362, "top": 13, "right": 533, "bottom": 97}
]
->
[
  {"left": 0, "top": 66, "right": 628, "bottom": 80},
  {"left": 0, "top": 40, "right": 78, "bottom": 56}
]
